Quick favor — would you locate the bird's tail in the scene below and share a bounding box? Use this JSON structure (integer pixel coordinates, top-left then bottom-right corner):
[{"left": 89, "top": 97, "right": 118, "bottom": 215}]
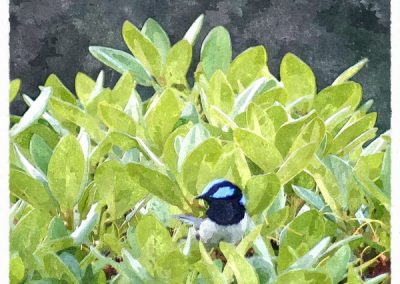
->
[{"left": 173, "top": 214, "right": 203, "bottom": 229}]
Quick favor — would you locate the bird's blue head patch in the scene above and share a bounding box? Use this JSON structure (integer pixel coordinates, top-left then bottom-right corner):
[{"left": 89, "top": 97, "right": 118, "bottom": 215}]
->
[{"left": 196, "top": 179, "right": 245, "bottom": 205}]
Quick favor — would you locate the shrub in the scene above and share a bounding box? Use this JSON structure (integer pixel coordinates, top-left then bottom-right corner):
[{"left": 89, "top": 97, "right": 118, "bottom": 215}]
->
[{"left": 9, "top": 15, "right": 390, "bottom": 283}]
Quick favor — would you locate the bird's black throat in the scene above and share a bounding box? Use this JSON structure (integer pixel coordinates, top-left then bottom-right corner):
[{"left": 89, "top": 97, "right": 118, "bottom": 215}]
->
[{"left": 206, "top": 199, "right": 246, "bottom": 225}]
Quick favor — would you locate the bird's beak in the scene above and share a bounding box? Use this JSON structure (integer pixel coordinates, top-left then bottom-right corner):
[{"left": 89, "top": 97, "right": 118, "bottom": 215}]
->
[{"left": 194, "top": 194, "right": 204, "bottom": 200}]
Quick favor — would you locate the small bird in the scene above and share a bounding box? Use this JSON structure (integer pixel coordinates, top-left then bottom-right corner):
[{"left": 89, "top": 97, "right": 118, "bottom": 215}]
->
[{"left": 176, "top": 179, "right": 249, "bottom": 249}]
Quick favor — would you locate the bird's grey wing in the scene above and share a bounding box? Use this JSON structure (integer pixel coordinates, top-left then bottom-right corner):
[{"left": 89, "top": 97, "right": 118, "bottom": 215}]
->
[{"left": 174, "top": 214, "right": 203, "bottom": 229}]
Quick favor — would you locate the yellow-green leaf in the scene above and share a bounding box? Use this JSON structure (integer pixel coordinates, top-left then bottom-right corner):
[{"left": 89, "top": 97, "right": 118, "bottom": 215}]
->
[
  {"left": 234, "top": 128, "right": 282, "bottom": 173},
  {"left": 48, "top": 135, "right": 85, "bottom": 212},
  {"left": 227, "top": 46, "right": 267, "bottom": 92},
  {"left": 123, "top": 20, "right": 162, "bottom": 78}
]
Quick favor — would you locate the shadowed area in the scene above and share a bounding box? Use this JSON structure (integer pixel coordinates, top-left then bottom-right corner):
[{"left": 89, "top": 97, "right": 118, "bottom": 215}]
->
[{"left": 9, "top": 0, "right": 390, "bottom": 131}]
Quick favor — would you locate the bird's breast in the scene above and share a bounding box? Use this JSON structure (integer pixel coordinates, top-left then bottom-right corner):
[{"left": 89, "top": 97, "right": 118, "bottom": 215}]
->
[{"left": 198, "top": 214, "right": 249, "bottom": 248}]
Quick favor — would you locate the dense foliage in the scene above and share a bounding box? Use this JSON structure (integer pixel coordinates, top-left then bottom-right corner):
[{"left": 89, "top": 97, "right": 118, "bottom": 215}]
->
[{"left": 9, "top": 15, "right": 390, "bottom": 283}]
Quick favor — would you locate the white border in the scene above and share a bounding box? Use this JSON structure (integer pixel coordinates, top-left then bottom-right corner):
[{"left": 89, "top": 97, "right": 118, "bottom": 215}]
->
[
  {"left": 0, "top": 1, "right": 397, "bottom": 282},
  {"left": 0, "top": 0, "right": 9, "bottom": 281},
  {"left": 391, "top": 1, "right": 399, "bottom": 282}
]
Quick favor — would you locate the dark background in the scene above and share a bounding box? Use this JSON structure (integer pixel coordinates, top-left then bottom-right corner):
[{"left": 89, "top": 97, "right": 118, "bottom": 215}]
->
[{"left": 9, "top": 0, "right": 391, "bottom": 132}]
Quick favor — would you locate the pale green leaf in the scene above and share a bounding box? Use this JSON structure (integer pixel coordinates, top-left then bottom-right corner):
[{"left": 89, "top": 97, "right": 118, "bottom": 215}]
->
[
  {"left": 163, "top": 39, "right": 192, "bottom": 87},
  {"left": 227, "top": 46, "right": 267, "bottom": 92},
  {"left": 47, "top": 135, "right": 85, "bottom": 212},
  {"left": 200, "top": 26, "right": 232, "bottom": 79},
  {"left": 220, "top": 242, "right": 259, "bottom": 284},
  {"left": 89, "top": 46, "right": 153, "bottom": 86},
  {"left": 318, "top": 244, "right": 351, "bottom": 284},
  {"left": 45, "top": 74, "right": 77, "bottom": 105},
  {"left": 332, "top": 58, "right": 368, "bottom": 85},
  {"left": 313, "top": 82, "right": 362, "bottom": 120},
  {"left": 280, "top": 53, "right": 316, "bottom": 106},
  {"left": 280, "top": 209, "right": 325, "bottom": 250},
  {"left": 207, "top": 70, "right": 234, "bottom": 116},
  {"left": 98, "top": 102, "right": 137, "bottom": 136},
  {"left": 245, "top": 174, "right": 280, "bottom": 215},
  {"left": 123, "top": 20, "right": 162, "bottom": 78},
  {"left": 184, "top": 14, "right": 204, "bottom": 45},
  {"left": 48, "top": 97, "right": 105, "bottom": 143},
  {"left": 141, "top": 18, "right": 171, "bottom": 63},
  {"left": 10, "top": 169, "right": 56, "bottom": 214},
  {"left": 144, "top": 89, "right": 185, "bottom": 153},
  {"left": 10, "top": 87, "right": 52, "bottom": 138},
  {"left": 233, "top": 128, "right": 282, "bottom": 173},
  {"left": 94, "top": 160, "right": 147, "bottom": 220},
  {"left": 30, "top": 134, "right": 53, "bottom": 174},
  {"left": 275, "top": 270, "right": 332, "bottom": 284},
  {"left": 9, "top": 78, "right": 21, "bottom": 103}
]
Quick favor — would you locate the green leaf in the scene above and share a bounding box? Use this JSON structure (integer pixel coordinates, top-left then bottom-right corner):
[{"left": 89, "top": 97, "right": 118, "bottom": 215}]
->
[
  {"left": 277, "top": 142, "right": 318, "bottom": 185},
  {"left": 75, "top": 72, "right": 95, "bottom": 106},
  {"left": 141, "top": 18, "right": 171, "bottom": 63},
  {"left": 245, "top": 174, "right": 280, "bottom": 215},
  {"left": 10, "top": 254, "right": 25, "bottom": 283},
  {"left": 280, "top": 209, "right": 325, "bottom": 250},
  {"left": 227, "top": 46, "right": 267, "bottom": 92},
  {"left": 10, "top": 87, "right": 52, "bottom": 138},
  {"left": 95, "top": 160, "right": 147, "bottom": 220},
  {"left": 332, "top": 58, "right": 368, "bottom": 85},
  {"left": 318, "top": 245, "right": 351, "bottom": 284},
  {"left": 109, "top": 72, "right": 136, "bottom": 109},
  {"left": 280, "top": 53, "right": 316, "bottom": 105},
  {"left": 275, "top": 270, "right": 332, "bottom": 284},
  {"left": 40, "top": 253, "right": 80, "bottom": 284},
  {"left": 306, "top": 155, "right": 343, "bottom": 217},
  {"left": 220, "top": 242, "right": 259, "bottom": 284},
  {"left": 127, "top": 163, "right": 184, "bottom": 208},
  {"left": 262, "top": 206, "right": 289, "bottom": 236},
  {"left": 163, "top": 39, "right": 192, "bottom": 87},
  {"left": 200, "top": 26, "right": 232, "bottom": 79},
  {"left": 381, "top": 146, "right": 391, "bottom": 198},
  {"left": 286, "top": 237, "right": 331, "bottom": 271},
  {"left": 13, "top": 143, "right": 48, "bottom": 184},
  {"left": 347, "top": 265, "right": 363, "bottom": 284},
  {"left": 233, "top": 128, "right": 283, "bottom": 173},
  {"left": 330, "top": 112, "right": 377, "bottom": 155},
  {"left": 253, "top": 87, "right": 287, "bottom": 109},
  {"left": 10, "top": 169, "right": 56, "bottom": 213},
  {"left": 48, "top": 97, "right": 105, "bottom": 143},
  {"left": 98, "top": 102, "right": 137, "bottom": 135},
  {"left": 237, "top": 225, "right": 263, "bottom": 255},
  {"left": 144, "top": 89, "right": 185, "bottom": 153},
  {"left": 184, "top": 14, "right": 204, "bottom": 45},
  {"left": 162, "top": 123, "right": 192, "bottom": 174},
  {"left": 30, "top": 134, "right": 53, "bottom": 174},
  {"left": 246, "top": 103, "right": 276, "bottom": 142},
  {"left": 207, "top": 70, "right": 235, "bottom": 116},
  {"left": 48, "top": 217, "right": 69, "bottom": 240},
  {"left": 48, "top": 135, "right": 85, "bottom": 213},
  {"left": 89, "top": 46, "right": 153, "bottom": 86},
  {"left": 292, "top": 185, "right": 325, "bottom": 210},
  {"left": 71, "top": 203, "right": 98, "bottom": 245},
  {"left": 123, "top": 20, "right": 162, "bottom": 78},
  {"left": 275, "top": 110, "right": 317, "bottom": 158},
  {"left": 45, "top": 74, "right": 77, "bottom": 105},
  {"left": 313, "top": 82, "right": 362, "bottom": 120},
  {"left": 10, "top": 78, "right": 21, "bottom": 103},
  {"left": 232, "top": 77, "right": 268, "bottom": 118},
  {"left": 288, "top": 117, "right": 325, "bottom": 155},
  {"left": 177, "top": 123, "right": 210, "bottom": 170},
  {"left": 11, "top": 209, "right": 52, "bottom": 268},
  {"left": 265, "top": 103, "right": 289, "bottom": 130},
  {"left": 181, "top": 138, "right": 223, "bottom": 196}
]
